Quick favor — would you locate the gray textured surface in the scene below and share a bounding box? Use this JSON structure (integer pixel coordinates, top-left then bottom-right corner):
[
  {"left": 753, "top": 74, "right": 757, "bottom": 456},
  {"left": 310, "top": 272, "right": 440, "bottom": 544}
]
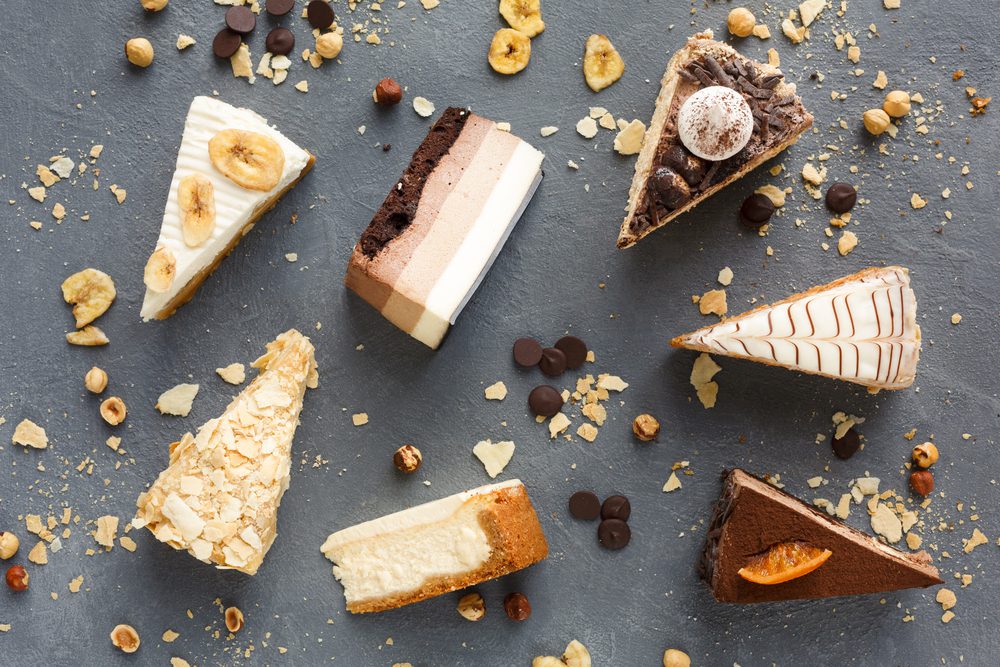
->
[{"left": 0, "top": 1, "right": 997, "bottom": 665}]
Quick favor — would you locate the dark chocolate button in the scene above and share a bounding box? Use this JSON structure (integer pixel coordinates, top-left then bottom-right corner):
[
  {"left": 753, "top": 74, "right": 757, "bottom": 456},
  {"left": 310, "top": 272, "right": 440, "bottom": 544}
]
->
[
  {"left": 826, "top": 182, "right": 857, "bottom": 214},
  {"left": 739, "top": 193, "right": 775, "bottom": 228},
  {"left": 513, "top": 337, "right": 543, "bottom": 368},
  {"left": 663, "top": 145, "right": 706, "bottom": 187},
  {"left": 528, "top": 385, "right": 563, "bottom": 417},
  {"left": 831, "top": 427, "right": 861, "bottom": 460},
  {"left": 568, "top": 491, "right": 601, "bottom": 520},
  {"left": 554, "top": 336, "right": 587, "bottom": 370},
  {"left": 212, "top": 28, "right": 243, "bottom": 59},
  {"left": 266, "top": 0, "right": 295, "bottom": 16},
  {"left": 265, "top": 27, "right": 295, "bottom": 55},
  {"left": 307, "top": 0, "right": 335, "bottom": 29},
  {"left": 597, "top": 518, "right": 631, "bottom": 550},
  {"left": 653, "top": 166, "right": 691, "bottom": 209},
  {"left": 601, "top": 495, "right": 631, "bottom": 521},
  {"left": 225, "top": 6, "right": 257, "bottom": 34},
  {"left": 539, "top": 347, "right": 567, "bottom": 377}
]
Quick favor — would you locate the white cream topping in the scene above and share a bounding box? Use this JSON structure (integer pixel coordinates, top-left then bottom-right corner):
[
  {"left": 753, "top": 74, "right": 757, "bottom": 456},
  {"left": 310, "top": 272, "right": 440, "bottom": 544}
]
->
[
  {"left": 681, "top": 267, "right": 920, "bottom": 389},
  {"left": 140, "top": 96, "right": 310, "bottom": 320},
  {"left": 677, "top": 85, "right": 753, "bottom": 161}
]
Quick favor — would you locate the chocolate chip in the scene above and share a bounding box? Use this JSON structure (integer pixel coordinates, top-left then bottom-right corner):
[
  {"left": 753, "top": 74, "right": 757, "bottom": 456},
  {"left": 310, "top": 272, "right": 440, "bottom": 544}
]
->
[
  {"left": 826, "top": 182, "right": 857, "bottom": 214},
  {"left": 601, "top": 495, "right": 631, "bottom": 522},
  {"left": 265, "top": 0, "right": 295, "bottom": 16},
  {"left": 831, "top": 427, "right": 861, "bottom": 460},
  {"left": 212, "top": 28, "right": 243, "bottom": 59},
  {"left": 597, "top": 519, "right": 631, "bottom": 550},
  {"left": 554, "top": 336, "right": 587, "bottom": 369},
  {"left": 653, "top": 167, "right": 691, "bottom": 210},
  {"left": 225, "top": 6, "right": 257, "bottom": 34},
  {"left": 568, "top": 491, "right": 601, "bottom": 520},
  {"left": 528, "top": 385, "right": 563, "bottom": 417},
  {"left": 265, "top": 27, "right": 295, "bottom": 56},
  {"left": 512, "top": 337, "right": 543, "bottom": 368},
  {"left": 739, "top": 193, "right": 775, "bottom": 228},
  {"left": 307, "top": 0, "right": 335, "bottom": 29},
  {"left": 539, "top": 347, "right": 567, "bottom": 377}
]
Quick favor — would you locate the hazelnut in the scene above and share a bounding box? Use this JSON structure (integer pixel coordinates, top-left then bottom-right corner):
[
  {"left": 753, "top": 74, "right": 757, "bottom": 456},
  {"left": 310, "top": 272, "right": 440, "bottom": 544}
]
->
[
  {"left": 224, "top": 606, "right": 244, "bottom": 633},
  {"left": 912, "top": 442, "right": 939, "bottom": 468},
  {"left": 0, "top": 532, "right": 20, "bottom": 560},
  {"left": 85, "top": 366, "right": 109, "bottom": 394},
  {"left": 727, "top": 7, "right": 756, "bottom": 37},
  {"left": 883, "top": 90, "right": 911, "bottom": 118},
  {"left": 456, "top": 591, "right": 485, "bottom": 621},
  {"left": 632, "top": 413, "right": 661, "bottom": 442},
  {"left": 315, "top": 32, "right": 343, "bottom": 59},
  {"left": 140, "top": 0, "right": 168, "bottom": 10},
  {"left": 110, "top": 624, "right": 141, "bottom": 653},
  {"left": 5, "top": 564, "right": 29, "bottom": 591},
  {"left": 393, "top": 444, "right": 422, "bottom": 474},
  {"left": 862, "top": 108, "right": 891, "bottom": 135},
  {"left": 125, "top": 38, "right": 155, "bottom": 68},
  {"left": 909, "top": 470, "right": 934, "bottom": 496},
  {"left": 663, "top": 648, "right": 692, "bottom": 667},
  {"left": 503, "top": 592, "right": 531, "bottom": 621},
  {"left": 100, "top": 396, "right": 128, "bottom": 426},
  {"left": 374, "top": 77, "right": 404, "bottom": 106}
]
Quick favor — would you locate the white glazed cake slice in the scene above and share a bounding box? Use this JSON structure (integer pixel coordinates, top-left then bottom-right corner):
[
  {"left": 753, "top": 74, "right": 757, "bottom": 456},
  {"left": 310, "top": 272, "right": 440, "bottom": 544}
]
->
[
  {"left": 671, "top": 267, "right": 920, "bottom": 390},
  {"left": 134, "top": 329, "right": 318, "bottom": 575},
  {"left": 140, "top": 96, "right": 314, "bottom": 321},
  {"left": 321, "top": 479, "right": 548, "bottom": 613}
]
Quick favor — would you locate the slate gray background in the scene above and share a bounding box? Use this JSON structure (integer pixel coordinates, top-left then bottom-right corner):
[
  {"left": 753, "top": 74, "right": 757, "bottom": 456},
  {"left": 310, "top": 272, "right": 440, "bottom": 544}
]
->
[{"left": 0, "top": 1, "right": 996, "bottom": 665}]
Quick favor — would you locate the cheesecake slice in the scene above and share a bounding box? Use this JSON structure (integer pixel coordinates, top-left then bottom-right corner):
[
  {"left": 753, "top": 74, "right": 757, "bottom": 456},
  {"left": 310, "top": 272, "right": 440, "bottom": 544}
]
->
[
  {"left": 140, "top": 96, "right": 315, "bottom": 321},
  {"left": 618, "top": 30, "right": 813, "bottom": 248},
  {"left": 345, "top": 107, "right": 544, "bottom": 349},
  {"left": 672, "top": 266, "right": 920, "bottom": 391},
  {"left": 321, "top": 479, "right": 548, "bottom": 613},
  {"left": 134, "top": 329, "right": 318, "bottom": 575},
  {"left": 701, "top": 469, "right": 942, "bottom": 602}
]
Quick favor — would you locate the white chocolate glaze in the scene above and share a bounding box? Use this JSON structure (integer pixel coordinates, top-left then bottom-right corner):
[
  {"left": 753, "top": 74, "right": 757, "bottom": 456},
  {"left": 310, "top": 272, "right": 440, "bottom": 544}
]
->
[{"left": 677, "top": 85, "right": 754, "bottom": 161}]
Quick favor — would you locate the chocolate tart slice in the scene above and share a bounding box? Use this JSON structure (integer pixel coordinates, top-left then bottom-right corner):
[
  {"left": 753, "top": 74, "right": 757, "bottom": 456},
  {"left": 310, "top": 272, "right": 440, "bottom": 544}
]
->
[
  {"left": 618, "top": 30, "right": 813, "bottom": 248},
  {"left": 702, "top": 469, "right": 942, "bottom": 603},
  {"left": 672, "top": 266, "right": 921, "bottom": 391}
]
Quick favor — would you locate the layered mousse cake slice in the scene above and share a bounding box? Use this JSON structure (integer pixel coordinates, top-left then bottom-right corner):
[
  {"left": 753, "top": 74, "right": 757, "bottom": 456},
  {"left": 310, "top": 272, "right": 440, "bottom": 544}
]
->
[
  {"left": 321, "top": 479, "right": 549, "bottom": 613},
  {"left": 701, "top": 469, "right": 942, "bottom": 602},
  {"left": 134, "top": 329, "right": 318, "bottom": 575},
  {"left": 618, "top": 30, "right": 813, "bottom": 248},
  {"left": 672, "top": 266, "right": 921, "bottom": 390},
  {"left": 140, "top": 96, "right": 314, "bottom": 321},
  {"left": 345, "top": 107, "right": 544, "bottom": 349}
]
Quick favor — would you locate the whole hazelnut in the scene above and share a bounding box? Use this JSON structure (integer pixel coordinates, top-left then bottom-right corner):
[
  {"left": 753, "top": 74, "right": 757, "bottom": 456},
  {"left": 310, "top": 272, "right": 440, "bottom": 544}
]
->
[
  {"left": 727, "top": 7, "right": 756, "bottom": 38},
  {"left": 100, "top": 396, "right": 128, "bottom": 426},
  {"left": 140, "top": 0, "right": 169, "bottom": 11},
  {"left": 0, "top": 532, "right": 20, "bottom": 560},
  {"left": 224, "top": 606, "right": 244, "bottom": 633},
  {"left": 632, "top": 413, "right": 661, "bottom": 442},
  {"left": 456, "top": 591, "right": 485, "bottom": 621},
  {"left": 315, "top": 32, "right": 343, "bottom": 59},
  {"left": 883, "top": 90, "right": 911, "bottom": 118},
  {"left": 5, "top": 565, "right": 28, "bottom": 591},
  {"left": 663, "top": 648, "right": 692, "bottom": 667},
  {"left": 125, "top": 38, "right": 155, "bottom": 68},
  {"left": 374, "top": 77, "right": 404, "bottom": 107},
  {"left": 503, "top": 592, "right": 532, "bottom": 621},
  {"left": 862, "top": 108, "right": 891, "bottom": 135},
  {"left": 909, "top": 469, "right": 934, "bottom": 496},
  {"left": 912, "top": 442, "right": 939, "bottom": 468},
  {"left": 393, "top": 444, "right": 422, "bottom": 473},
  {"left": 110, "top": 624, "right": 141, "bottom": 653},
  {"left": 85, "top": 366, "right": 109, "bottom": 394}
]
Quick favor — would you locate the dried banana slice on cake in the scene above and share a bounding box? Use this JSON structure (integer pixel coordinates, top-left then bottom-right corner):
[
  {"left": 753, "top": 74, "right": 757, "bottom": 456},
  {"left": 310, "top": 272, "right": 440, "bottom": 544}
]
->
[{"left": 208, "top": 129, "right": 285, "bottom": 192}]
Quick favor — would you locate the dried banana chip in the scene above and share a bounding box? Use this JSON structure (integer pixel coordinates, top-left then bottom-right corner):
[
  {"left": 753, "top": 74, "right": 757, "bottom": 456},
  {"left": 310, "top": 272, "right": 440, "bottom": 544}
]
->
[
  {"left": 583, "top": 34, "right": 625, "bottom": 92},
  {"left": 61, "top": 268, "right": 116, "bottom": 328},
  {"left": 489, "top": 28, "right": 531, "bottom": 75}
]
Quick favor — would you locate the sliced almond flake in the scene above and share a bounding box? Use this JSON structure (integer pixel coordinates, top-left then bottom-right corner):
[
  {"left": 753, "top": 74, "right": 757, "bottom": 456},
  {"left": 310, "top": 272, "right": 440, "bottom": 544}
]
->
[
  {"left": 838, "top": 230, "right": 859, "bottom": 256},
  {"left": 156, "top": 384, "right": 200, "bottom": 417},
  {"left": 596, "top": 374, "right": 628, "bottom": 392},
  {"left": 963, "top": 527, "right": 988, "bottom": 553},
  {"left": 412, "top": 96, "right": 435, "bottom": 117},
  {"left": 540, "top": 126, "right": 559, "bottom": 137},
  {"left": 717, "top": 267, "right": 733, "bottom": 286},
  {"left": 576, "top": 423, "right": 598, "bottom": 442},
  {"left": 484, "top": 381, "right": 507, "bottom": 401},
  {"left": 548, "top": 413, "right": 571, "bottom": 439},
  {"left": 28, "top": 541, "right": 48, "bottom": 565},
  {"left": 216, "top": 363, "right": 246, "bottom": 385},
  {"left": 119, "top": 536, "right": 138, "bottom": 552},
  {"left": 613, "top": 119, "right": 646, "bottom": 155},
  {"left": 662, "top": 471, "right": 682, "bottom": 492},
  {"left": 351, "top": 412, "right": 369, "bottom": 426},
  {"left": 472, "top": 439, "right": 515, "bottom": 478},
  {"left": 870, "top": 503, "right": 902, "bottom": 543},
  {"left": 68, "top": 575, "right": 84, "bottom": 593},
  {"left": 176, "top": 34, "right": 196, "bottom": 50},
  {"left": 230, "top": 43, "right": 256, "bottom": 83},
  {"left": 106, "top": 436, "right": 121, "bottom": 451},
  {"left": 13, "top": 419, "right": 48, "bottom": 449},
  {"left": 94, "top": 515, "right": 119, "bottom": 548},
  {"left": 162, "top": 630, "right": 180, "bottom": 643}
]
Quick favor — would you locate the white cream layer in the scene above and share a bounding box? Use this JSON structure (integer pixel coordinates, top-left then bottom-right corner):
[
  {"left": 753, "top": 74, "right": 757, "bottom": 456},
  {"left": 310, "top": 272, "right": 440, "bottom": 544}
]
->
[
  {"left": 321, "top": 480, "right": 521, "bottom": 604},
  {"left": 140, "top": 96, "right": 311, "bottom": 320},
  {"left": 683, "top": 267, "right": 919, "bottom": 388}
]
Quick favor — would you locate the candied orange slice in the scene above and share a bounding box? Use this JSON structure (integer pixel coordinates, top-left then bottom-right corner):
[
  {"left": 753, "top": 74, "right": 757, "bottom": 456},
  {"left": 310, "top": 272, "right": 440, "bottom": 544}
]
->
[{"left": 737, "top": 542, "right": 832, "bottom": 585}]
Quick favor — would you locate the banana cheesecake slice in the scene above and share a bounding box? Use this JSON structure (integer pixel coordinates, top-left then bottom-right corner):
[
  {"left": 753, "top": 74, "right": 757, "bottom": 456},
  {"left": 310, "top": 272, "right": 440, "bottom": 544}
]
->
[
  {"left": 618, "top": 30, "right": 812, "bottom": 248},
  {"left": 345, "top": 107, "right": 544, "bottom": 349},
  {"left": 672, "top": 266, "right": 920, "bottom": 391},
  {"left": 140, "top": 96, "right": 315, "bottom": 321},
  {"left": 321, "top": 479, "right": 549, "bottom": 613},
  {"left": 134, "top": 329, "right": 318, "bottom": 575}
]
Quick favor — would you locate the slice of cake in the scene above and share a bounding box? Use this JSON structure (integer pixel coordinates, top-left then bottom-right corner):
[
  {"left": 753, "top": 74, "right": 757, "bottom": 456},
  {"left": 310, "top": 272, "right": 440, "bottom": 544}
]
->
[
  {"left": 672, "top": 266, "right": 920, "bottom": 391},
  {"left": 321, "top": 479, "right": 549, "bottom": 613},
  {"left": 701, "top": 469, "right": 942, "bottom": 602},
  {"left": 618, "top": 30, "right": 813, "bottom": 248},
  {"left": 133, "top": 329, "right": 318, "bottom": 575},
  {"left": 345, "top": 107, "right": 544, "bottom": 349},
  {"left": 140, "top": 96, "right": 315, "bottom": 321}
]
